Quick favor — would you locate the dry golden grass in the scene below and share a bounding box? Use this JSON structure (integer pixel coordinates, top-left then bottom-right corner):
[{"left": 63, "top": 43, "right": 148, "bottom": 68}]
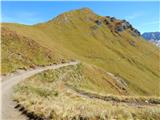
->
[
  {"left": 1, "top": 26, "right": 69, "bottom": 74},
  {"left": 2, "top": 7, "right": 160, "bottom": 119},
  {"left": 2, "top": 8, "right": 159, "bottom": 96},
  {"left": 13, "top": 64, "right": 160, "bottom": 120}
]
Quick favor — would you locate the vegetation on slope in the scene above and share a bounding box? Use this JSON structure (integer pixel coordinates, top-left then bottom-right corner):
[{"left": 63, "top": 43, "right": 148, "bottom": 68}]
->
[
  {"left": 1, "top": 27, "right": 68, "bottom": 74},
  {"left": 2, "top": 8, "right": 160, "bottom": 96},
  {"left": 36, "top": 8, "right": 160, "bottom": 96},
  {"left": 14, "top": 64, "right": 160, "bottom": 120}
]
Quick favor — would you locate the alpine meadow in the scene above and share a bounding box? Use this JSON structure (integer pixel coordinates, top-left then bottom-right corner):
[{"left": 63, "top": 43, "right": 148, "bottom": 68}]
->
[{"left": 1, "top": 6, "right": 160, "bottom": 120}]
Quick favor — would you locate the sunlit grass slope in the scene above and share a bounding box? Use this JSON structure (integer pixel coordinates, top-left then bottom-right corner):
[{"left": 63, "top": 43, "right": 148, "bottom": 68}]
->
[
  {"left": 14, "top": 64, "right": 160, "bottom": 120},
  {"left": 1, "top": 8, "right": 160, "bottom": 96},
  {"left": 1, "top": 27, "right": 68, "bottom": 74},
  {"left": 36, "top": 8, "right": 160, "bottom": 96}
]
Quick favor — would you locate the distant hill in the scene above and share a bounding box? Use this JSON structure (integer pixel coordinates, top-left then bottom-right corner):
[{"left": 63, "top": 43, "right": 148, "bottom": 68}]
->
[
  {"left": 1, "top": 8, "right": 160, "bottom": 96},
  {"left": 142, "top": 32, "right": 160, "bottom": 47}
]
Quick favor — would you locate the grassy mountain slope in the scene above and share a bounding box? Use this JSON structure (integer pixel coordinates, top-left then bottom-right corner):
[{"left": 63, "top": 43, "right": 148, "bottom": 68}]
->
[
  {"left": 13, "top": 64, "right": 160, "bottom": 120},
  {"left": 1, "top": 8, "right": 160, "bottom": 96},
  {"left": 36, "top": 8, "right": 160, "bottom": 96},
  {"left": 1, "top": 26, "right": 68, "bottom": 74}
]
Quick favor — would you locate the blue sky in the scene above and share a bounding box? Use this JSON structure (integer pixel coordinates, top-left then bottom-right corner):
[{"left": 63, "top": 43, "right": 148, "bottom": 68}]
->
[{"left": 1, "top": 1, "right": 160, "bottom": 33}]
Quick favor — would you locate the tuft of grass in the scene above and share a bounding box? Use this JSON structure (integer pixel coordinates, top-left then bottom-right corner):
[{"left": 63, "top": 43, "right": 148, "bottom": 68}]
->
[{"left": 13, "top": 64, "right": 160, "bottom": 120}]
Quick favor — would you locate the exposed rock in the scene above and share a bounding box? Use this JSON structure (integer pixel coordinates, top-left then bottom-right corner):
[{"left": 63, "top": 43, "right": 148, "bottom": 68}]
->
[
  {"left": 104, "top": 19, "right": 109, "bottom": 25},
  {"left": 115, "top": 25, "right": 124, "bottom": 32},
  {"left": 110, "top": 17, "right": 116, "bottom": 22},
  {"left": 121, "top": 22, "right": 130, "bottom": 29},
  {"left": 122, "top": 19, "right": 127, "bottom": 22},
  {"left": 94, "top": 15, "right": 141, "bottom": 36},
  {"left": 129, "top": 40, "right": 136, "bottom": 47},
  {"left": 106, "top": 16, "right": 110, "bottom": 18},
  {"left": 132, "top": 28, "right": 141, "bottom": 36},
  {"left": 119, "top": 20, "right": 141, "bottom": 36},
  {"left": 123, "top": 21, "right": 132, "bottom": 28},
  {"left": 95, "top": 20, "right": 102, "bottom": 26}
]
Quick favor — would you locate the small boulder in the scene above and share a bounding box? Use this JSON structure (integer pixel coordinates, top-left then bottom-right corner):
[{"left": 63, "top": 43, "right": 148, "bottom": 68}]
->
[
  {"left": 115, "top": 25, "right": 124, "bottom": 32},
  {"left": 104, "top": 19, "right": 109, "bottom": 25},
  {"left": 106, "top": 16, "right": 110, "bottom": 18},
  {"left": 110, "top": 17, "right": 116, "bottom": 22},
  {"left": 131, "top": 28, "right": 141, "bottom": 36},
  {"left": 95, "top": 20, "right": 102, "bottom": 26}
]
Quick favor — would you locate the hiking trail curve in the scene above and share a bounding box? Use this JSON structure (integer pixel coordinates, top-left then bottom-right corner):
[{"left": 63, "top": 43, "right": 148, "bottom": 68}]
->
[{"left": 1, "top": 61, "right": 79, "bottom": 120}]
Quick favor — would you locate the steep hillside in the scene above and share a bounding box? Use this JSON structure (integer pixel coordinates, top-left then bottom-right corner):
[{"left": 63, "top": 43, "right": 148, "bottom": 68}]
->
[
  {"left": 13, "top": 64, "right": 160, "bottom": 120},
  {"left": 1, "top": 27, "right": 68, "bottom": 74},
  {"left": 1, "top": 8, "right": 160, "bottom": 96},
  {"left": 36, "top": 8, "right": 160, "bottom": 96}
]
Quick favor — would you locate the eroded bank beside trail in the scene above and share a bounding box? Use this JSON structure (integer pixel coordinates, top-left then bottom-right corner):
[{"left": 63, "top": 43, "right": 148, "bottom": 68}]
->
[
  {"left": 13, "top": 63, "right": 160, "bottom": 120},
  {"left": 1, "top": 61, "right": 79, "bottom": 120}
]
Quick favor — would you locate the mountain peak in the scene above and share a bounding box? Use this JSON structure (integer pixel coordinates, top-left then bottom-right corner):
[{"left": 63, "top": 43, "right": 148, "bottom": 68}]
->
[
  {"left": 44, "top": 8, "right": 141, "bottom": 37},
  {"left": 70, "top": 7, "right": 96, "bottom": 16},
  {"left": 48, "top": 7, "right": 97, "bottom": 24},
  {"left": 142, "top": 32, "right": 160, "bottom": 47},
  {"left": 78, "top": 7, "right": 93, "bottom": 13}
]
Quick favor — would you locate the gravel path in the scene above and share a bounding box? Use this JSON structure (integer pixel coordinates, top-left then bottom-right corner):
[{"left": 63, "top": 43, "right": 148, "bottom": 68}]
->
[{"left": 1, "top": 61, "right": 79, "bottom": 120}]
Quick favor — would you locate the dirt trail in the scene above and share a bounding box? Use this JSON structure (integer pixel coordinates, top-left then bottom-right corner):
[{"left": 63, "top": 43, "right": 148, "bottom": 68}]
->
[
  {"left": 65, "top": 84, "right": 160, "bottom": 107},
  {"left": 1, "top": 61, "right": 79, "bottom": 120}
]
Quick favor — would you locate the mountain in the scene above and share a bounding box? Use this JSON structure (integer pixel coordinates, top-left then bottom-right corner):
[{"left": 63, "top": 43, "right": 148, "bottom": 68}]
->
[
  {"left": 2, "top": 7, "right": 160, "bottom": 120},
  {"left": 142, "top": 32, "right": 160, "bottom": 47},
  {"left": 1, "top": 27, "right": 68, "bottom": 74},
  {"left": 2, "top": 8, "right": 160, "bottom": 96}
]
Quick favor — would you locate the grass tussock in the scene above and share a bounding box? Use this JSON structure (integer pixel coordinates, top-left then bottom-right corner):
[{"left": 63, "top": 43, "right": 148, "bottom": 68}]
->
[
  {"left": 1, "top": 27, "right": 69, "bottom": 75},
  {"left": 13, "top": 64, "right": 160, "bottom": 120}
]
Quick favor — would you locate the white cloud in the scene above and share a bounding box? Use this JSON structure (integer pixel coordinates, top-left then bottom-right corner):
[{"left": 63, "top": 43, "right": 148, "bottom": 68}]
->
[
  {"left": 15, "top": 11, "right": 38, "bottom": 18},
  {"left": 1, "top": 11, "right": 42, "bottom": 24},
  {"left": 125, "top": 12, "right": 144, "bottom": 20},
  {"left": 141, "top": 21, "right": 160, "bottom": 26}
]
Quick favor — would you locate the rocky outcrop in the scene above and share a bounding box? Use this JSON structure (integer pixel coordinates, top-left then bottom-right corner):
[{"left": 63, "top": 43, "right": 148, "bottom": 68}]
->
[
  {"left": 110, "top": 17, "right": 116, "bottom": 22},
  {"left": 131, "top": 28, "right": 141, "bottom": 36},
  {"left": 115, "top": 25, "right": 124, "bottom": 32},
  {"left": 95, "top": 20, "right": 102, "bottom": 26},
  {"left": 94, "top": 17, "right": 141, "bottom": 36},
  {"left": 114, "top": 20, "right": 141, "bottom": 36}
]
